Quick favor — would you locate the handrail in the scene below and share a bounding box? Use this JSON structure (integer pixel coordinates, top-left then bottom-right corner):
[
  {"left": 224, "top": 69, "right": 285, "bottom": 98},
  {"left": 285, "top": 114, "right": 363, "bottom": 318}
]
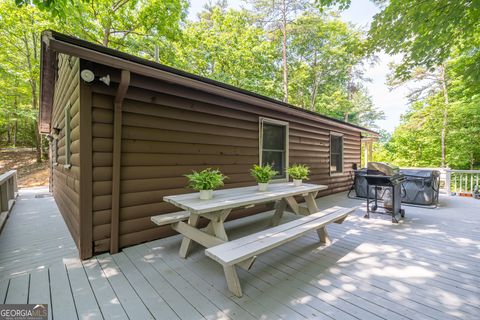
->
[
  {"left": 445, "top": 169, "right": 479, "bottom": 196},
  {"left": 0, "top": 170, "right": 18, "bottom": 232}
]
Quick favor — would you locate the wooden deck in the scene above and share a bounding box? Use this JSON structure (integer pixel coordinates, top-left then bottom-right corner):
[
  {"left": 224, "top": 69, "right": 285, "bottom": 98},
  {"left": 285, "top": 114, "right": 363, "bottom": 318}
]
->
[{"left": 0, "top": 187, "right": 479, "bottom": 320}]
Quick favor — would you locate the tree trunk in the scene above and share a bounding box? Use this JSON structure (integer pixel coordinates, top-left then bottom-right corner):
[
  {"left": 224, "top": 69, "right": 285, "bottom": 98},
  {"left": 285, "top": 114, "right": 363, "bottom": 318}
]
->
[
  {"left": 13, "top": 94, "right": 17, "bottom": 147},
  {"left": 281, "top": 0, "right": 288, "bottom": 103},
  {"left": 6, "top": 122, "right": 11, "bottom": 145},
  {"left": 439, "top": 64, "right": 449, "bottom": 168},
  {"left": 23, "top": 31, "right": 42, "bottom": 162},
  {"left": 310, "top": 51, "right": 318, "bottom": 111},
  {"left": 103, "top": 27, "right": 110, "bottom": 47}
]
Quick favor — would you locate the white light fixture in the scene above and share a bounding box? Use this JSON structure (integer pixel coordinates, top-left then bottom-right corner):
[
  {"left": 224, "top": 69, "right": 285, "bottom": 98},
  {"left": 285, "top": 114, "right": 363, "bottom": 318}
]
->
[
  {"left": 99, "top": 74, "right": 110, "bottom": 86},
  {"left": 80, "top": 69, "right": 95, "bottom": 83}
]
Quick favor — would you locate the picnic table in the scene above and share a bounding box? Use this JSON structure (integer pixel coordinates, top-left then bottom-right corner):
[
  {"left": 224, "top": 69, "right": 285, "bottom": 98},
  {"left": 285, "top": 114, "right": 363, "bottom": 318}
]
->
[{"left": 162, "top": 182, "right": 327, "bottom": 259}]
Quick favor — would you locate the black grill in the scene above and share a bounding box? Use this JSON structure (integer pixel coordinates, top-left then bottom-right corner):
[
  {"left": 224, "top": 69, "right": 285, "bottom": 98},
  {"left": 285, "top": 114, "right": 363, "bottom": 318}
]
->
[{"left": 361, "top": 164, "right": 406, "bottom": 223}]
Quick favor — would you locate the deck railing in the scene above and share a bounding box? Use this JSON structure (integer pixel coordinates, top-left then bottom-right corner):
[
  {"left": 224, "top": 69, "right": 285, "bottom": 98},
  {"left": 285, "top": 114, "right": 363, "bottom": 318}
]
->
[
  {"left": 445, "top": 169, "right": 480, "bottom": 196},
  {"left": 0, "top": 170, "right": 18, "bottom": 231}
]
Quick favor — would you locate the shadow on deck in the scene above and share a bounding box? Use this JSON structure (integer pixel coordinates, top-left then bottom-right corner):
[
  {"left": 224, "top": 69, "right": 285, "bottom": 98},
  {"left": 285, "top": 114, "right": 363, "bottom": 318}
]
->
[{"left": 0, "top": 187, "right": 479, "bottom": 319}]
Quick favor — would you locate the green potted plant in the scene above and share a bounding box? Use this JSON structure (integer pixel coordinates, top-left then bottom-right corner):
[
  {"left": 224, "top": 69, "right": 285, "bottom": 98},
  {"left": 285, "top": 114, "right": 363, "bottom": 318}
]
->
[
  {"left": 250, "top": 164, "right": 278, "bottom": 191},
  {"left": 185, "top": 168, "right": 227, "bottom": 200},
  {"left": 287, "top": 164, "right": 310, "bottom": 186}
]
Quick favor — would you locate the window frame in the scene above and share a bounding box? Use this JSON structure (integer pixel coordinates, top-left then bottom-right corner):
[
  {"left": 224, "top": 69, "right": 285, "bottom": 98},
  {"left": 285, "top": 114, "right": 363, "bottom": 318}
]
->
[
  {"left": 64, "top": 102, "right": 72, "bottom": 169},
  {"left": 259, "top": 117, "right": 289, "bottom": 182},
  {"left": 329, "top": 132, "right": 344, "bottom": 175},
  {"left": 51, "top": 124, "right": 60, "bottom": 166}
]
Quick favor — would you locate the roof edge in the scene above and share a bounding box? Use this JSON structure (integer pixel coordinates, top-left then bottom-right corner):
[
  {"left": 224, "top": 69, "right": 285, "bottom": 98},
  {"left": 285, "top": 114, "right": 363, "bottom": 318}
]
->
[{"left": 40, "top": 30, "right": 379, "bottom": 136}]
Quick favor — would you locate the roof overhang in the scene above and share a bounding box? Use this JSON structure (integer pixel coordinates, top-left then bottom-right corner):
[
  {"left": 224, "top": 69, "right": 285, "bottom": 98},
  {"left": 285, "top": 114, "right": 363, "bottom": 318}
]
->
[{"left": 39, "top": 30, "right": 379, "bottom": 136}]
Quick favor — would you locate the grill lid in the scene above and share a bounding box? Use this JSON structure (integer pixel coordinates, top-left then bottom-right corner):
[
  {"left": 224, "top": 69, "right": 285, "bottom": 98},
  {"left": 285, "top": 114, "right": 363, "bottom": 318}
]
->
[{"left": 367, "top": 162, "right": 400, "bottom": 176}]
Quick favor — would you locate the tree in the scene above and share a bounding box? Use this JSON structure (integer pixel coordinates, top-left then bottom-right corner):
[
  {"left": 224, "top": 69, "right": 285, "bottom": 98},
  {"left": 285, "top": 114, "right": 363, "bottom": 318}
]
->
[
  {"left": 288, "top": 13, "right": 383, "bottom": 127},
  {"left": 388, "top": 63, "right": 451, "bottom": 167},
  {"left": 316, "top": 0, "right": 480, "bottom": 84},
  {"left": 174, "top": 5, "right": 280, "bottom": 98},
  {"left": 54, "top": 0, "right": 187, "bottom": 51},
  {"left": 376, "top": 53, "right": 479, "bottom": 170},
  {"left": 0, "top": 1, "right": 52, "bottom": 161},
  {"left": 247, "top": 0, "right": 310, "bottom": 102}
]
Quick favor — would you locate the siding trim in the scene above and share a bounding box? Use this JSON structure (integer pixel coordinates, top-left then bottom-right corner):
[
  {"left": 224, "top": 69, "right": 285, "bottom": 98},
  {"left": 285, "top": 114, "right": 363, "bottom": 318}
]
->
[
  {"left": 110, "top": 70, "right": 131, "bottom": 254},
  {"left": 329, "top": 131, "right": 344, "bottom": 176},
  {"left": 79, "top": 72, "right": 93, "bottom": 259},
  {"left": 259, "top": 117, "right": 289, "bottom": 182}
]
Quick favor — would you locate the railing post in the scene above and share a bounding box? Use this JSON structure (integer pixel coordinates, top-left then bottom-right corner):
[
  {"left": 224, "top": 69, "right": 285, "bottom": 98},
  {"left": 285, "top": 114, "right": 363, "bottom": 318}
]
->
[
  {"left": 445, "top": 170, "right": 451, "bottom": 196},
  {"left": 0, "top": 184, "right": 8, "bottom": 212}
]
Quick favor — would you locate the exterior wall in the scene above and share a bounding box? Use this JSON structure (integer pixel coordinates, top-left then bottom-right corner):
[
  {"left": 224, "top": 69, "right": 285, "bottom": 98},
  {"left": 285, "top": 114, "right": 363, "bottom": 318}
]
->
[
  {"left": 86, "top": 64, "right": 361, "bottom": 254},
  {"left": 50, "top": 54, "right": 81, "bottom": 249}
]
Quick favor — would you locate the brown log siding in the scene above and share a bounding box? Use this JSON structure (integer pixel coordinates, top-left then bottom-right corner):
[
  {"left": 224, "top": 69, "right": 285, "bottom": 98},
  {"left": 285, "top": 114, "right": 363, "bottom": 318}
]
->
[
  {"left": 51, "top": 54, "right": 81, "bottom": 249},
  {"left": 87, "top": 63, "right": 361, "bottom": 254}
]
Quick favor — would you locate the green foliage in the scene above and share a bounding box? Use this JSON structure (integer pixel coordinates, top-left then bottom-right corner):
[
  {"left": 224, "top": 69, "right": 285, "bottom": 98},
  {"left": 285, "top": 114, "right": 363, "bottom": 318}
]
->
[
  {"left": 250, "top": 164, "right": 278, "bottom": 183},
  {"left": 185, "top": 168, "right": 227, "bottom": 191},
  {"left": 288, "top": 13, "right": 384, "bottom": 127},
  {"left": 172, "top": 6, "right": 280, "bottom": 97},
  {"left": 316, "top": 0, "right": 480, "bottom": 84},
  {"left": 367, "top": 0, "right": 480, "bottom": 83},
  {"left": 287, "top": 164, "right": 310, "bottom": 180},
  {"left": 375, "top": 62, "right": 480, "bottom": 170}
]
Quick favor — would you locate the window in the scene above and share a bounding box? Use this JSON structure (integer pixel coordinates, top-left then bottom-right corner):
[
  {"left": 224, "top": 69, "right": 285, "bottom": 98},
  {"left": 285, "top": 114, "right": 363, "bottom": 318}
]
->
[
  {"left": 260, "top": 118, "right": 288, "bottom": 179},
  {"left": 64, "top": 103, "right": 71, "bottom": 168},
  {"left": 330, "top": 133, "right": 343, "bottom": 174}
]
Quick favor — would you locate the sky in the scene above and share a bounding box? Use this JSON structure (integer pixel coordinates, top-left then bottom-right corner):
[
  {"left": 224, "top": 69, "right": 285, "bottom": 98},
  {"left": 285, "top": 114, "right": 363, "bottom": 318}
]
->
[{"left": 187, "top": 0, "right": 410, "bottom": 132}]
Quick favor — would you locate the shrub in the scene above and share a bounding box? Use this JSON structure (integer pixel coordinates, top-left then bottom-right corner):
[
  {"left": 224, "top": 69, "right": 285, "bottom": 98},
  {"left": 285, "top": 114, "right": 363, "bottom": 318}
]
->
[
  {"left": 287, "top": 164, "right": 310, "bottom": 180},
  {"left": 250, "top": 164, "right": 278, "bottom": 183},
  {"left": 185, "top": 168, "right": 227, "bottom": 191}
]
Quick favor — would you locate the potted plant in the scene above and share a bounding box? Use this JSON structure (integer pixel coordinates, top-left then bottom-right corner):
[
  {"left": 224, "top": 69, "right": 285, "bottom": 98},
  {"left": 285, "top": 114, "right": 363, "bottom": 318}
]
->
[
  {"left": 185, "top": 168, "right": 227, "bottom": 200},
  {"left": 287, "top": 164, "right": 310, "bottom": 186},
  {"left": 250, "top": 164, "right": 278, "bottom": 191}
]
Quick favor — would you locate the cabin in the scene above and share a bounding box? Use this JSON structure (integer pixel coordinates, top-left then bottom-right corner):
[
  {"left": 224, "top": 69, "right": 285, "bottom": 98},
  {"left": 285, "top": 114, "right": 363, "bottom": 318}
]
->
[{"left": 39, "top": 30, "right": 378, "bottom": 259}]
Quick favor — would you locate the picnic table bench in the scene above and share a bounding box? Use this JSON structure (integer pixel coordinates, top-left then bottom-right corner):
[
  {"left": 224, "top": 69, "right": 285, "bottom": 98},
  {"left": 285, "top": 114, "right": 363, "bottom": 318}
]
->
[
  {"left": 205, "top": 206, "right": 354, "bottom": 297},
  {"left": 154, "top": 183, "right": 328, "bottom": 259},
  {"left": 152, "top": 183, "right": 356, "bottom": 296}
]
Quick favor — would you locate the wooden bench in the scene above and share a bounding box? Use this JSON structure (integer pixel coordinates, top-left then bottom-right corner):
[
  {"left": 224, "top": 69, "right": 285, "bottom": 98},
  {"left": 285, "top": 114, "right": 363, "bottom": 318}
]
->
[
  {"left": 205, "top": 206, "right": 355, "bottom": 297},
  {"left": 151, "top": 211, "right": 190, "bottom": 226}
]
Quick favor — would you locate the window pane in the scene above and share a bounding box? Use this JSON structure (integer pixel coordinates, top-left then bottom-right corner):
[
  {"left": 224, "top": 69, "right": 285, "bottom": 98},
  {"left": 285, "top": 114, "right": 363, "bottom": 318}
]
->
[
  {"left": 330, "top": 135, "right": 343, "bottom": 173},
  {"left": 331, "top": 135, "right": 341, "bottom": 154},
  {"left": 262, "top": 151, "right": 285, "bottom": 178},
  {"left": 263, "top": 123, "right": 285, "bottom": 150}
]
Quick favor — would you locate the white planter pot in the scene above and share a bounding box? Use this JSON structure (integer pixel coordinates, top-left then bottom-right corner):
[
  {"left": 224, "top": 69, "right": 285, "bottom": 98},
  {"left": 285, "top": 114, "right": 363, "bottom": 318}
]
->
[
  {"left": 258, "top": 183, "right": 269, "bottom": 192},
  {"left": 293, "top": 179, "right": 302, "bottom": 187},
  {"left": 199, "top": 190, "right": 213, "bottom": 200}
]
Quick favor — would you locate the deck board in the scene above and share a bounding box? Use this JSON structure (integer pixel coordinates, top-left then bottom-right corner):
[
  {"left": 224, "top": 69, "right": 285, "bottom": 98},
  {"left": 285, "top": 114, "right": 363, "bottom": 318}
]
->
[
  {"left": 0, "top": 187, "right": 478, "bottom": 320},
  {"left": 29, "top": 269, "right": 53, "bottom": 320},
  {"left": 5, "top": 273, "right": 29, "bottom": 304},
  {"left": 49, "top": 262, "right": 78, "bottom": 319},
  {"left": 66, "top": 259, "right": 103, "bottom": 320},
  {"left": 82, "top": 258, "right": 129, "bottom": 320},
  {"left": 123, "top": 246, "right": 205, "bottom": 320}
]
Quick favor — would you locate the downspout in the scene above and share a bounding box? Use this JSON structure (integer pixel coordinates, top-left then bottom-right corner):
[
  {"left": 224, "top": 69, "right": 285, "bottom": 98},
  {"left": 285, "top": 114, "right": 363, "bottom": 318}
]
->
[{"left": 110, "top": 70, "right": 130, "bottom": 254}]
